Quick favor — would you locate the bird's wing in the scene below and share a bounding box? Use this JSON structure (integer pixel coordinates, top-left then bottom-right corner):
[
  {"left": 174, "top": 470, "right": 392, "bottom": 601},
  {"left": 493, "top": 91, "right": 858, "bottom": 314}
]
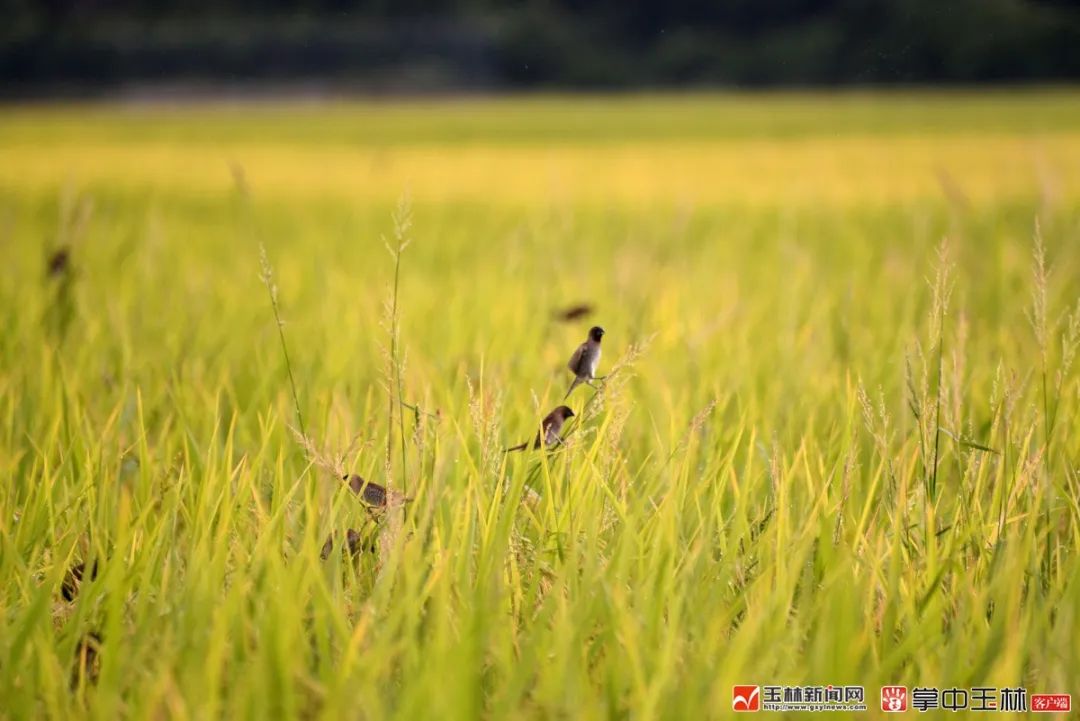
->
[
  {"left": 526, "top": 410, "right": 553, "bottom": 447},
  {"left": 567, "top": 343, "right": 586, "bottom": 375},
  {"left": 588, "top": 347, "right": 601, "bottom": 377},
  {"left": 540, "top": 412, "right": 560, "bottom": 446},
  {"left": 543, "top": 409, "right": 559, "bottom": 430}
]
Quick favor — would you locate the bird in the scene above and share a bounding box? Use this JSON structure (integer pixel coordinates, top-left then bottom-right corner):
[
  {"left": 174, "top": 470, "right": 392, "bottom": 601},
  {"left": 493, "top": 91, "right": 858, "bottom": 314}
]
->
[
  {"left": 47, "top": 246, "right": 71, "bottom": 278},
  {"left": 553, "top": 303, "right": 594, "bottom": 323},
  {"left": 342, "top": 474, "right": 410, "bottom": 508},
  {"left": 71, "top": 632, "right": 103, "bottom": 688},
  {"left": 61, "top": 560, "right": 99, "bottom": 602},
  {"left": 320, "top": 528, "right": 377, "bottom": 560},
  {"left": 564, "top": 325, "right": 605, "bottom": 399},
  {"left": 505, "top": 405, "right": 575, "bottom": 452}
]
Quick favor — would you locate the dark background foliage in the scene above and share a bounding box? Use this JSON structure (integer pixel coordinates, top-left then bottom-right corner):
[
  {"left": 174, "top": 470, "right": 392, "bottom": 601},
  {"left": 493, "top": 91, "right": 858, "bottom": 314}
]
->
[{"left": 2, "top": 0, "right": 1079, "bottom": 94}]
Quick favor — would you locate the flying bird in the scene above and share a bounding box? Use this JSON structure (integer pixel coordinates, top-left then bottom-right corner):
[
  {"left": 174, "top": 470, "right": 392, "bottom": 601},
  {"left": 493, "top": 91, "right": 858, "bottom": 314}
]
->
[
  {"left": 564, "top": 325, "right": 605, "bottom": 399},
  {"left": 505, "top": 405, "right": 575, "bottom": 452},
  {"left": 553, "top": 303, "right": 594, "bottom": 323},
  {"left": 47, "top": 247, "right": 71, "bottom": 278}
]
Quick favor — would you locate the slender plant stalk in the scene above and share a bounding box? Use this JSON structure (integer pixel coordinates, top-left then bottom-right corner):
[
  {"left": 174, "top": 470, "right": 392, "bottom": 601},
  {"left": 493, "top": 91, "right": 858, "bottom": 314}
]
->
[
  {"left": 389, "top": 246, "right": 408, "bottom": 497},
  {"left": 906, "top": 355, "right": 929, "bottom": 492},
  {"left": 386, "top": 198, "right": 412, "bottom": 499},
  {"left": 1026, "top": 222, "right": 1054, "bottom": 588},
  {"left": 260, "top": 243, "right": 306, "bottom": 439},
  {"left": 1032, "top": 224, "right": 1052, "bottom": 451},
  {"left": 928, "top": 240, "right": 951, "bottom": 503},
  {"left": 930, "top": 332, "right": 943, "bottom": 501}
]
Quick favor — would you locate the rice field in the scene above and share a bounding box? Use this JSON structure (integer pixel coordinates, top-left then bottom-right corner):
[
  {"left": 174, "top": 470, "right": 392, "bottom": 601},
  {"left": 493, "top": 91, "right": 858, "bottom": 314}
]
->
[{"left": 1, "top": 91, "right": 1079, "bottom": 719}]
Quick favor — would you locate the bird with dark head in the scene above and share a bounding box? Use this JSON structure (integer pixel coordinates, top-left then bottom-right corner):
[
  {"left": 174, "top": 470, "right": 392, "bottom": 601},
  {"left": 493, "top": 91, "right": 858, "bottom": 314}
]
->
[
  {"left": 505, "top": 405, "right": 575, "bottom": 452},
  {"left": 320, "top": 528, "right": 378, "bottom": 560},
  {"left": 564, "top": 326, "right": 605, "bottom": 399},
  {"left": 71, "top": 632, "right": 103, "bottom": 688},
  {"left": 341, "top": 474, "right": 410, "bottom": 508},
  {"left": 61, "top": 560, "right": 99, "bottom": 602}
]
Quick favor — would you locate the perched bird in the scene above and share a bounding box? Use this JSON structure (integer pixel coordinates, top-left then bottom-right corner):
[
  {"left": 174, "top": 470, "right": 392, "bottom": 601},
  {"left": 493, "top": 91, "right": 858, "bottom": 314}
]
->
[
  {"left": 71, "top": 632, "right": 103, "bottom": 688},
  {"left": 505, "top": 405, "right": 575, "bottom": 452},
  {"left": 564, "top": 325, "right": 605, "bottom": 399},
  {"left": 342, "top": 474, "right": 410, "bottom": 508},
  {"left": 320, "top": 528, "right": 377, "bottom": 560}
]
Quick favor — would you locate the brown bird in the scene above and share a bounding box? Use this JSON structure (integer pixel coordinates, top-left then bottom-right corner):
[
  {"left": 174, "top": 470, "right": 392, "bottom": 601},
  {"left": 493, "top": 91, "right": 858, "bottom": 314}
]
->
[
  {"left": 342, "top": 474, "right": 410, "bottom": 508},
  {"left": 47, "top": 247, "right": 71, "bottom": 278},
  {"left": 61, "top": 560, "right": 99, "bottom": 602},
  {"left": 564, "top": 326, "right": 605, "bottom": 399},
  {"left": 554, "top": 303, "right": 594, "bottom": 323},
  {"left": 505, "top": 405, "right": 575, "bottom": 452},
  {"left": 320, "top": 528, "right": 377, "bottom": 560},
  {"left": 71, "top": 632, "right": 103, "bottom": 688}
]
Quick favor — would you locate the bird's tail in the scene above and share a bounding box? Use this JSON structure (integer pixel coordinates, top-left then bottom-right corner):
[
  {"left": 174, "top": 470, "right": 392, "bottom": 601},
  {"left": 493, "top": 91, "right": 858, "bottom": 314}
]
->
[
  {"left": 564, "top": 376, "right": 583, "bottom": 400},
  {"left": 504, "top": 442, "right": 528, "bottom": 453}
]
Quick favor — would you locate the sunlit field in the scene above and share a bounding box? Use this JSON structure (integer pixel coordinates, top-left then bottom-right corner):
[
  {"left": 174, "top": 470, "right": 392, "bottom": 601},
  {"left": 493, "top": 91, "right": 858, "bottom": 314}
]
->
[{"left": 1, "top": 92, "right": 1079, "bottom": 719}]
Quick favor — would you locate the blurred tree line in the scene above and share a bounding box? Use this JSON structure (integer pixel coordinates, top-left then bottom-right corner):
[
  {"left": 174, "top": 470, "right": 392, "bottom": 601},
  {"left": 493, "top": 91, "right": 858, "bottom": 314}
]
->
[{"left": 2, "top": 0, "right": 1078, "bottom": 93}]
